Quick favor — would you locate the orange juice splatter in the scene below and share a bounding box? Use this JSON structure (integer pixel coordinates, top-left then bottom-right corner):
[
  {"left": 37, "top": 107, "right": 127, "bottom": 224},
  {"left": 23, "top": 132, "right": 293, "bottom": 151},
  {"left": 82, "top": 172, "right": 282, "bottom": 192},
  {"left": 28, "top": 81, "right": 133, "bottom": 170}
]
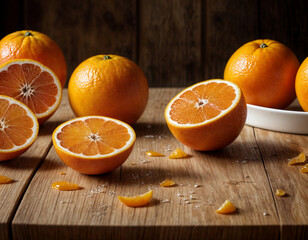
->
[
  {"left": 146, "top": 151, "right": 165, "bottom": 157},
  {"left": 59, "top": 172, "right": 66, "bottom": 175},
  {"left": 52, "top": 181, "right": 80, "bottom": 191},
  {"left": 169, "top": 148, "right": 188, "bottom": 159},
  {"left": 288, "top": 152, "right": 306, "bottom": 165},
  {"left": 300, "top": 164, "right": 308, "bottom": 173},
  {"left": 275, "top": 189, "right": 286, "bottom": 197},
  {"left": 160, "top": 179, "right": 176, "bottom": 187},
  {"left": 0, "top": 175, "right": 13, "bottom": 184}
]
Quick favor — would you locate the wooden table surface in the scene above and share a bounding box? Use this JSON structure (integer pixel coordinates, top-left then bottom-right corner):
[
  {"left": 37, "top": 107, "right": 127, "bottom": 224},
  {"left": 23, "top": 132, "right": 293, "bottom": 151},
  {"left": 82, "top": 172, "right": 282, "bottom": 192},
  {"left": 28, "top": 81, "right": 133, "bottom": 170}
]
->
[{"left": 0, "top": 88, "right": 307, "bottom": 240}]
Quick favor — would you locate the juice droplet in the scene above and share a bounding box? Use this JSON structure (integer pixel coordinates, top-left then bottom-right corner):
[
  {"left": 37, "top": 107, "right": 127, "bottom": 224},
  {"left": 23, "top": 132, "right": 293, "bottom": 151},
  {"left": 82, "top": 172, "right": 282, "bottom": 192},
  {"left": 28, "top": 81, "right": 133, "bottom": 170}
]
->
[
  {"left": 275, "top": 189, "right": 286, "bottom": 197},
  {"left": 0, "top": 175, "right": 13, "bottom": 184},
  {"left": 59, "top": 172, "right": 66, "bottom": 175},
  {"left": 169, "top": 148, "right": 188, "bottom": 159},
  {"left": 288, "top": 152, "right": 306, "bottom": 165},
  {"left": 52, "top": 181, "right": 80, "bottom": 191},
  {"left": 160, "top": 179, "right": 176, "bottom": 187},
  {"left": 300, "top": 164, "right": 308, "bottom": 173},
  {"left": 146, "top": 151, "right": 165, "bottom": 157}
]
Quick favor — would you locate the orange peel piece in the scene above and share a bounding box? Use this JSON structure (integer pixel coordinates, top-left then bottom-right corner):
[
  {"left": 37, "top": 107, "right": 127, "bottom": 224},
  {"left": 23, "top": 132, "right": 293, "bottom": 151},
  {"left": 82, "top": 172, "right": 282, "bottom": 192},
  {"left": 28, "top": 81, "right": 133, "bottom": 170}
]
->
[
  {"left": 52, "top": 181, "right": 80, "bottom": 191},
  {"left": 300, "top": 164, "right": 308, "bottom": 173},
  {"left": 118, "top": 189, "right": 153, "bottom": 207},
  {"left": 216, "top": 200, "right": 236, "bottom": 214},
  {"left": 169, "top": 148, "right": 188, "bottom": 159},
  {"left": 160, "top": 179, "right": 176, "bottom": 187},
  {"left": 0, "top": 175, "right": 13, "bottom": 184},
  {"left": 288, "top": 152, "right": 306, "bottom": 165},
  {"left": 146, "top": 151, "right": 165, "bottom": 157},
  {"left": 275, "top": 189, "right": 286, "bottom": 197}
]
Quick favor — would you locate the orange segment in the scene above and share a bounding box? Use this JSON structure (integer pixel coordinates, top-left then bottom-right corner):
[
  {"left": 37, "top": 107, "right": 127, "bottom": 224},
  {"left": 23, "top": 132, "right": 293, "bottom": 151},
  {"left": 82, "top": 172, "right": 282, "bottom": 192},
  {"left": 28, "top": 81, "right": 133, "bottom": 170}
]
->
[
  {"left": 52, "top": 116, "right": 136, "bottom": 175},
  {"left": 0, "top": 59, "right": 62, "bottom": 124},
  {"left": 165, "top": 79, "right": 247, "bottom": 151},
  {"left": 160, "top": 179, "right": 176, "bottom": 187},
  {"left": 216, "top": 200, "right": 237, "bottom": 214},
  {"left": 288, "top": 152, "right": 306, "bottom": 165},
  {"left": 0, "top": 175, "right": 13, "bottom": 184},
  {"left": 118, "top": 190, "right": 153, "bottom": 207},
  {"left": 0, "top": 95, "right": 39, "bottom": 161},
  {"left": 275, "top": 189, "right": 286, "bottom": 197},
  {"left": 169, "top": 148, "right": 188, "bottom": 159},
  {"left": 52, "top": 181, "right": 80, "bottom": 191}
]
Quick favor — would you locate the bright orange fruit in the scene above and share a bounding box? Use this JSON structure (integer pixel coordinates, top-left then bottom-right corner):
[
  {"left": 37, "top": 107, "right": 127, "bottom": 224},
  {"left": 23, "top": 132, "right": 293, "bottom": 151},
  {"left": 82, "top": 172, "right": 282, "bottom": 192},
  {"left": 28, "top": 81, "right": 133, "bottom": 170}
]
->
[
  {"left": 0, "top": 59, "right": 62, "bottom": 124},
  {"left": 165, "top": 79, "right": 247, "bottom": 151},
  {"left": 68, "top": 55, "right": 148, "bottom": 124},
  {"left": 216, "top": 200, "right": 237, "bottom": 214},
  {"left": 52, "top": 116, "right": 136, "bottom": 175},
  {"left": 0, "top": 95, "right": 39, "bottom": 161},
  {"left": 0, "top": 30, "right": 67, "bottom": 87},
  {"left": 295, "top": 57, "right": 308, "bottom": 111},
  {"left": 224, "top": 39, "right": 299, "bottom": 109},
  {"left": 118, "top": 190, "right": 153, "bottom": 207}
]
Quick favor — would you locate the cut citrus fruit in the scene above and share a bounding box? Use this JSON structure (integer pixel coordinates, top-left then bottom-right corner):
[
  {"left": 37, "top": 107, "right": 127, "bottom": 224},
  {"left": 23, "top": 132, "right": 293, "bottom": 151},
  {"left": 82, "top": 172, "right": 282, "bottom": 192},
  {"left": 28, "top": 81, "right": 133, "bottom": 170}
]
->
[
  {"left": 275, "top": 189, "right": 286, "bottom": 197},
  {"left": 288, "top": 152, "right": 306, "bottom": 165},
  {"left": 160, "top": 179, "right": 176, "bottom": 187},
  {"left": 146, "top": 151, "right": 165, "bottom": 157},
  {"left": 165, "top": 79, "right": 247, "bottom": 151},
  {"left": 118, "top": 189, "right": 153, "bottom": 207},
  {"left": 0, "top": 95, "right": 39, "bottom": 161},
  {"left": 52, "top": 116, "right": 136, "bottom": 175},
  {"left": 0, "top": 59, "right": 62, "bottom": 124},
  {"left": 216, "top": 200, "right": 237, "bottom": 214},
  {"left": 169, "top": 148, "right": 188, "bottom": 159},
  {"left": 52, "top": 181, "right": 80, "bottom": 191}
]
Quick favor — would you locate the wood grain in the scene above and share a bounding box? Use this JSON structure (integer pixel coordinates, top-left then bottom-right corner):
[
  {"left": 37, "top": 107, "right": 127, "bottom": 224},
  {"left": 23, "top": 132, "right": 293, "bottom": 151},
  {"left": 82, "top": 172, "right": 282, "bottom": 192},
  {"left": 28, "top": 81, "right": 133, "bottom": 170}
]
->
[
  {"left": 254, "top": 129, "right": 308, "bottom": 240},
  {"left": 23, "top": 0, "right": 137, "bottom": 87},
  {"left": 12, "top": 89, "right": 280, "bottom": 239},
  {"left": 204, "top": 0, "right": 259, "bottom": 79},
  {"left": 139, "top": 0, "right": 202, "bottom": 87},
  {"left": 0, "top": 91, "right": 72, "bottom": 240}
]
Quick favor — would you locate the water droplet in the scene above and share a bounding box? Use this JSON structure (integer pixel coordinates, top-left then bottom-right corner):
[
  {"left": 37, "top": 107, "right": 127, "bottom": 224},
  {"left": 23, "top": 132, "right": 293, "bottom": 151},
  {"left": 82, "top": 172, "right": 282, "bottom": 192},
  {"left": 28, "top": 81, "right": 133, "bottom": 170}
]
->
[
  {"left": 177, "top": 193, "right": 184, "bottom": 197},
  {"left": 161, "top": 199, "right": 170, "bottom": 203},
  {"left": 190, "top": 195, "right": 197, "bottom": 200},
  {"left": 245, "top": 175, "right": 250, "bottom": 179},
  {"left": 194, "top": 184, "right": 201, "bottom": 188},
  {"left": 60, "top": 200, "right": 69, "bottom": 204},
  {"left": 195, "top": 205, "right": 200, "bottom": 208},
  {"left": 263, "top": 212, "right": 270, "bottom": 216}
]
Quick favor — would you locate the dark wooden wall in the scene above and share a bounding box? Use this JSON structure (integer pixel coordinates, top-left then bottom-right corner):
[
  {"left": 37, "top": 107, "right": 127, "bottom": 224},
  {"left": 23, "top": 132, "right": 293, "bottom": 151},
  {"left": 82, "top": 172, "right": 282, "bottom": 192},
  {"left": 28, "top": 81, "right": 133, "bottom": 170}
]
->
[{"left": 1, "top": 0, "right": 308, "bottom": 87}]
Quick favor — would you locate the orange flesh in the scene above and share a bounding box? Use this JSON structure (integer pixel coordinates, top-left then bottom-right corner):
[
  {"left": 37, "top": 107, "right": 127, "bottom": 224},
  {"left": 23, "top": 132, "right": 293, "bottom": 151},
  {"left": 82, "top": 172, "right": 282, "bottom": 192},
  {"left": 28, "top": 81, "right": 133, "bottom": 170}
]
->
[
  {"left": 0, "top": 98, "right": 34, "bottom": 149},
  {"left": 288, "top": 152, "right": 306, "bottom": 165},
  {"left": 216, "top": 200, "right": 236, "bottom": 214},
  {"left": 0, "top": 175, "right": 13, "bottom": 184},
  {"left": 146, "top": 151, "right": 165, "bottom": 157},
  {"left": 52, "top": 181, "right": 80, "bottom": 191},
  {"left": 300, "top": 164, "right": 308, "bottom": 173},
  {"left": 57, "top": 118, "right": 130, "bottom": 156},
  {"left": 118, "top": 190, "right": 153, "bottom": 207},
  {"left": 275, "top": 189, "right": 286, "bottom": 197},
  {"left": 0, "top": 62, "right": 59, "bottom": 115},
  {"left": 170, "top": 82, "right": 236, "bottom": 124},
  {"left": 160, "top": 179, "right": 176, "bottom": 187},
  {"left": 169, "top": 148, "right": 188, "bottom": 159}
]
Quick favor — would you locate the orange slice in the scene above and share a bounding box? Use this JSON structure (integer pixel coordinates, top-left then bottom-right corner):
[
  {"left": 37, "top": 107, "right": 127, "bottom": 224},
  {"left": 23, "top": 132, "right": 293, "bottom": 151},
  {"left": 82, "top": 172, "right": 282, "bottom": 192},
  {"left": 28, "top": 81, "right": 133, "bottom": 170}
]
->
[
  {"left": 0, "top": 59, "right": 62, "bottom": 124},
  {"left": 52, "top": 116, "right": 136, "bottom": 175},
  {"left": 165, "top": 79, "right": 247, "bottom": 151},
  {"left": 216, "top": 200, "right": 237, "bottom": 214},
  {"left": 0, "top": 95, "right": 39, "bottom": 161},
  {"left": 118, "top": 189, "right": 153, "bottom": 207},
  {"left": 169, "top": 148, "right": 188, "bottom": 159}
]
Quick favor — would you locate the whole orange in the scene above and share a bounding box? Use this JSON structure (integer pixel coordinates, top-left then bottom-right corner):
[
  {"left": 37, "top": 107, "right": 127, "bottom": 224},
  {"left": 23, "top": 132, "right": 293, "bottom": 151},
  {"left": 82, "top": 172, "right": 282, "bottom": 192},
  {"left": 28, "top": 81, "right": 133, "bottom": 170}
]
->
[
  {"left": 68, "top": 55, "right": 149, "bottom": 124},
  {"left": 295, "top": 57, "right": 308, "bottom": 111},
  {"left": 0, "top": 30, "right": 67, "bottom": 87},
  {"left": 224, "top": 39, "right": 299, "bottom": 109}
]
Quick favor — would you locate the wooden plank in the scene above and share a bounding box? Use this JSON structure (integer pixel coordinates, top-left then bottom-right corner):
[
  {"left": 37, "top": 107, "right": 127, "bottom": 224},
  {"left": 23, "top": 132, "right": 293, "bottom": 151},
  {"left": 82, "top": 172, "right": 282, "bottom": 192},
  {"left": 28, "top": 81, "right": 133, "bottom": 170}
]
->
[
  {"left": 139, "top": 0, "right": 202, "bottom": 87},
  {"left": 13, "top": 89, "right": 279, "bottom": 239},
  {"left": 23, "top": 0, "right": 137, "bottom": 86},
  {"left": 254, "top": 129, "right": 308, "bottom": 240},
  {"left": 259, "top": 0, "right": 308, "bottom": 63},
  {"left": 0, "top": 90, "right": 72, "bottom": 240},
  {"left": 204, "top": 0, "right": 258, "bottom": 79}
]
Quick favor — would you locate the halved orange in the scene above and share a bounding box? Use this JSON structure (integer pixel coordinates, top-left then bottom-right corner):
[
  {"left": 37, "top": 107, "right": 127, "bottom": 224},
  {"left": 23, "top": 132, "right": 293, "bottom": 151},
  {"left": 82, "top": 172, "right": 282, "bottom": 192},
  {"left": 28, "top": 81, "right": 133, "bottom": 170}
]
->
[
  {"left": 52, "top": 116, "right": 136, "bottom": 175},
  {"left": 118, "top": 189, "right": 153, "bottom": 207},
  {"left": 0, "top": 95, "right": 39, "bottom": 161},
  {"left": 0, "top": 59, "right": 62, "bottom": 124},
  {"left": 165, "top": 79, "right": 247, "bottom": 151}
]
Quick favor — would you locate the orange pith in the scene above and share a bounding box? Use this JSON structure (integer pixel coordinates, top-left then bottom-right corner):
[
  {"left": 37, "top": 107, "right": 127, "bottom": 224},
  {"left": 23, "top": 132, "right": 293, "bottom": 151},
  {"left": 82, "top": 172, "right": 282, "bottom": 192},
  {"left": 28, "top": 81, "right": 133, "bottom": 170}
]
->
[
  {"left": 52, "top": 116, "right": 136, "bottom": 175},
  {"left": 0, "top": 95, "right": 39, "bottom": 161},
  {"left": 0, "top": 59, "right": 62, "bottom": 124}
]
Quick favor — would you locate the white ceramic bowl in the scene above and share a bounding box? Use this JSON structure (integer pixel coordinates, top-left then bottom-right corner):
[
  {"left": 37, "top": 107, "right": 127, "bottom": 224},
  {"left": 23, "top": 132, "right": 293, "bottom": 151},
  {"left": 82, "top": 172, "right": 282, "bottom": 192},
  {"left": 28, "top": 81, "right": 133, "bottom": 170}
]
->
[{"left": 246, "top": 100, "right": 308, "bottom": 134}]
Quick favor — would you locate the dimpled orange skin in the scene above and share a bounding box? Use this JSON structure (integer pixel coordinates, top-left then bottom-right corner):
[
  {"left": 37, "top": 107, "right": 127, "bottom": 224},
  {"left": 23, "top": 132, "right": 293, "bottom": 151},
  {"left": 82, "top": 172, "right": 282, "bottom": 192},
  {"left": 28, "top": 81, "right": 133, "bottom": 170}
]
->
[
  {"left": 0, "top": 30, "right": 67, "bottom": 87},
  {"left": 68, "top": 55, "right": 149, "bottom": 125},
  {"left": 295, "top": 57, "right": 308, "bottom": 111},
  {"left": 224, "top": 39, "right": 300, "bottom": 109}
]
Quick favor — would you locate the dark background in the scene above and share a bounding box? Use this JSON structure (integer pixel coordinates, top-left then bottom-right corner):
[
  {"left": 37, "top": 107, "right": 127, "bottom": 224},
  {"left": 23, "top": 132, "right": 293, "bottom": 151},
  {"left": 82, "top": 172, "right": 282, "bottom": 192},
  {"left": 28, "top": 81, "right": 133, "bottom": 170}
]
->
[{"left": 1, "top": 0, "right": 308, "bottom": 87}]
